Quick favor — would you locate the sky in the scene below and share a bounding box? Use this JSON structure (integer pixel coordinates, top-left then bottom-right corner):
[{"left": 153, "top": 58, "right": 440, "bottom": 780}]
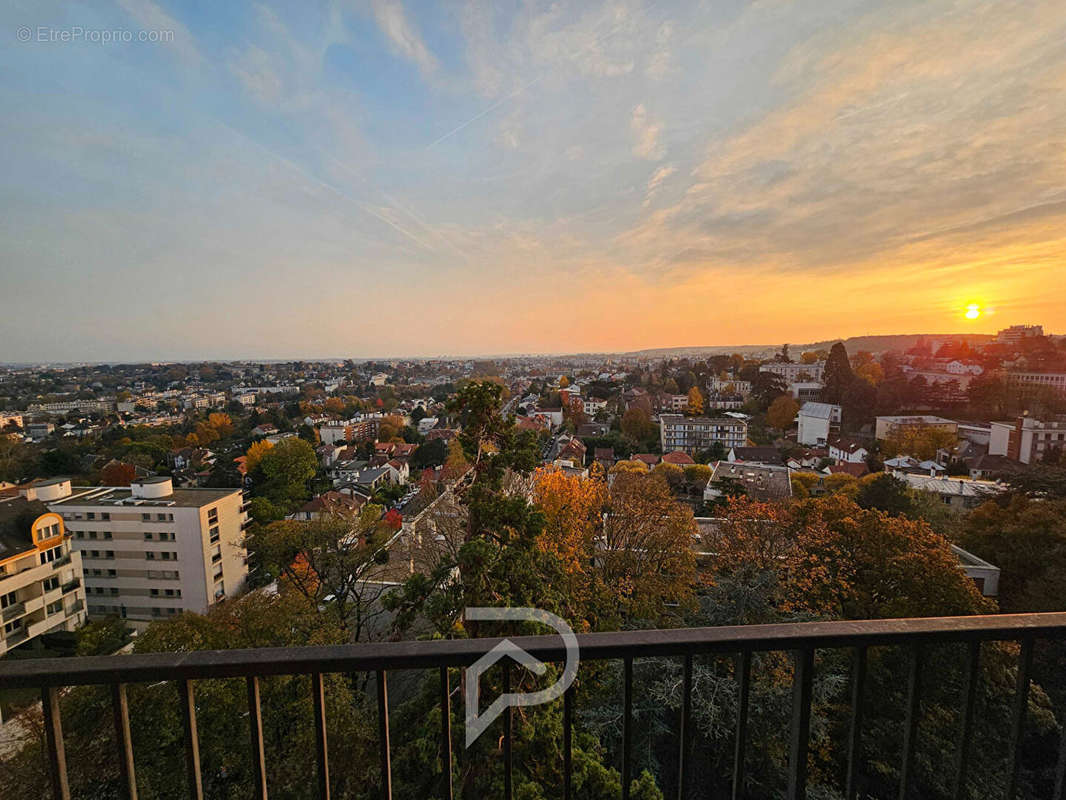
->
[{"left": 2, "top": 0, "right": 1065, "bottom": 361}]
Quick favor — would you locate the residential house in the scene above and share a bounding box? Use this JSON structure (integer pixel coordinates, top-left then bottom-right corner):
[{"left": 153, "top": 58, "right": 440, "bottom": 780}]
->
[{"left": 797, "top": 402, "right": 841, "bottom": 446}]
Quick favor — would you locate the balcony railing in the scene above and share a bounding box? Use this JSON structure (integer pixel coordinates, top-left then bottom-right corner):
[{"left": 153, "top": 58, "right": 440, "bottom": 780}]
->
[{"left": 2, "top": 612, "right": 1066, "bottom": 800}]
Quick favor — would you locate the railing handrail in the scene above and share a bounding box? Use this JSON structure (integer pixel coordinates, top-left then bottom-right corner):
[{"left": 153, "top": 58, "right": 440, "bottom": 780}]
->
[{"left": 3, "top": 611, "right": 1066, "bottom": 688}]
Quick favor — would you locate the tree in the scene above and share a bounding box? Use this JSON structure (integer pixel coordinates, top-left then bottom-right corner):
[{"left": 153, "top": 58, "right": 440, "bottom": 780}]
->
[
  {"left": 751, "top": 372, "right": 787, "bottom": 408},
  {"left": 101, "top": 461, "right": 137, "bottom": 486},
  {"left": 207, "top": 412, "right": 234, "bottom": 437},
  {"left": 410, "top": 437, "right": 448, "bottom": 471},
  {"left": 851, "top": 351, "right": 884, "bottom": 385},
  {"left": 766, "top": 394, "right": 799, "bottom": 432},
  {"left": 620, "top": 407, "right": 656, "bottom": 444},
  {"left": 256, "top": 437, "right": 317, "bottom": 510},
  {"left": 855, "top": 473, "right": 913, "bottom": 516},
  {"left": 244, "top": 439, "right": 274, "bottom": 474},
  {"left": 686, "top": 386, "right": 704, "bottom": 416},
  {"left": 248, "top": 509, "right": 392, "bottom": 639},
  {"left": 822, "top": 342, "right": 855, "bottom": 405}
]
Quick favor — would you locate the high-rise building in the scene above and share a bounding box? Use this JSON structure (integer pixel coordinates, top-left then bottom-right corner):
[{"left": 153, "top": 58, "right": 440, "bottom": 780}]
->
[
  {"left": 46, "top": 477, "right": 248, "bottom": 627},
  {"left": 0, "top": 480, "right": 86, "bottom": 655}
]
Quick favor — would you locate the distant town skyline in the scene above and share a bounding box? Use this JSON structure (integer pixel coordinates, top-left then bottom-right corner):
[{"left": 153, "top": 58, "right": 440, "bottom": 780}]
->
[{"left": 3, "top": 0, "right": 1066, "bottom": 361}]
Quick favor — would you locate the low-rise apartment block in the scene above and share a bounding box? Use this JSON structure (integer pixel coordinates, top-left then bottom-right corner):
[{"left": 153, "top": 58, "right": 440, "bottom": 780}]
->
[
  {"left": 0, "top": 480, "right": 86, "bottom": 655},
  {"left": 1005, "top": 372, "right": 1066, "bottom": 396},
  {"left": 760, "top": 362, "right": 825, "bottom": 383},
  {"left": 874, "top": 415, "right": 958, "bottom": 441},
  {"left": 659, "top": 414, "right": 748, "bottom": 455},
  {"left": 46, "top": 477, "right": 248, "bottom": 627},
  {"left": 989, "top": 416, "right": 1066, "bottom": 464}
]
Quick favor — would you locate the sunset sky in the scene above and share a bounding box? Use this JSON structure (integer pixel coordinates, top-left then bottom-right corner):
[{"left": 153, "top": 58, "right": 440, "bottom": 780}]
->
[{"left": 2, "top": 0, "right": 1065, "bottom": 361}]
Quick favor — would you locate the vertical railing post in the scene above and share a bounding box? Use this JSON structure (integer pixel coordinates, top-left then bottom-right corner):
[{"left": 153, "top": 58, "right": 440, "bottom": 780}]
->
[
  {"left": 377, "top": 670, "right": 392, "bottom": 800},
  {"left": 41, "top": 686, "right": 70, "bottom": 800},
  {"left": 440, "top": 667, "right": 453, "bottom": 800},
  {"left": 622, "top": 657, "right": 633, "bottom": 800},
  {"left": 564, "top": 685, "right": 574, "bottom": 800},
  {"left": 312, "top": 672, "right": 331, "bottom": 800},
  {"left": 1007, "top": 637, "right": 1034, "bottom": 800},
  {"left": 788, "top": 648, "right": 814, "bottom": 800},
  {"left": 898, "top": 645, "right": 923, "bottom": 800},
  {"left": 246, "top": 676, "right": 268, "bottom": 800},
  {"left": 178, "top": 680, "right": 203, "bottom": 800},
  {"left": 678, "top": 654, "right": 693, "bottom": 800},
  {"left": 111, "top": 683, "right": 138, "bottom": 800},
  {"left": 955, "top": 641, "right": 981, "bottom": 800},
  {"left": 503, "top": 663, "right": 513, "bottom": 800},
  {"left": 733, "top": 650, "right": 752, "bottom": 800},
  {"left": 846, "top": 646, "right": 867, "bottom": 800}
]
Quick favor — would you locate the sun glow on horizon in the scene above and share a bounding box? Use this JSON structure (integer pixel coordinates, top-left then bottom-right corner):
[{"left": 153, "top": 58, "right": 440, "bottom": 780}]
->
[{"left": 964, "top": 303, "right": 982, "bottom": 320}]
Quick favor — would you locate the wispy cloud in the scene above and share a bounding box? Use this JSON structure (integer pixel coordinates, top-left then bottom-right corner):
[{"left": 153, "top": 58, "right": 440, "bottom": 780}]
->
[
  {"left": 372, "top": 0, "right": 438, "bottom": 77},
  {"left": 630, "top": 103, "right": 664, "bottom": 160}
]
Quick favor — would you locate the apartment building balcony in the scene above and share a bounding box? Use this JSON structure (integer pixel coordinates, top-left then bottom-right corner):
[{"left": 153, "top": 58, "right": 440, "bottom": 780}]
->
[
  {"left": 1, "top": 600, "right": 26, "bottom": 622},
  {"left": 5, "top": 612, "right": 1066, "bottom": 800}
]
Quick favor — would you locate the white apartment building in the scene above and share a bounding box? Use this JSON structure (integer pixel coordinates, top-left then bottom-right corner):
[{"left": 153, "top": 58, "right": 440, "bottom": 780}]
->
[
  {"left": 659, "top": 414, "right": 748, "bottom": 455},
  {"left": 760, "top": 362, "right": 826, "bottom": 383},
  {"left": 583, "top": 398, "right": 608, "bottom": 417},
  {"left": 989, "top": 416, "right": 1066, "bottom": 464},
  {"left": 46, "top": 477, "right": 248, "bottom": 628},
  {"left": 0, "top": 480, "right": 87, "bottom": 656}
]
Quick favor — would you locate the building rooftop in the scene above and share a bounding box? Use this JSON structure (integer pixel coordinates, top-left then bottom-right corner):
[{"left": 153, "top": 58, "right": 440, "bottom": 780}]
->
[
  {"left": 0, "top": 497, "right": 47, "bottom": 558},
  {"left": 799, "top": 402, "right": 839, "bottom": 419},
  {"left": 52, "top": 486, "right": 240, "bottom": 509}
]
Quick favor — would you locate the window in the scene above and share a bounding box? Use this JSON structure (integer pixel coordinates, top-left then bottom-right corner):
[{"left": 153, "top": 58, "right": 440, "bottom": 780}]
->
[
  {"left": 1, "top": 591, "right": 17, "bottom": 609},
  {"left": 106, "top": 550, "right": 114, "bottom": 559},
  {"left": 107, "top": 569, "right": 116, "bottom": 577},
  {"left": 144, "top": 532, "right": 153, "bottom": 541},
  {"left": 101, "top": 513, "right": 110, "bottom": 521},
  {"left": 141, "top": 513, "right": 151, "bottom": 522},
  {"left": 75, "top": 531, "right": 85, "bottom": 539},
  {"left": 209, "top": 526, "right": 220, "bottom": 543},
  {"left": 43, "top": 577, "right": 59, "bottom": 592},
  {"left": 89, "top": 531, "right": 98, "bottom": 540},
  {"left": 46, "top": 601, "right": 62, "bottom": 615},
  {"left": 109, "top": 588, "right": 118, "bottom": 596},
  {"left": 157, "top": 513, "right": 167, "bottom": 521},
  {"left": 87, "top": 512, "right": 96, "bottom": 520},
  {"left": 103, "top": 532, "right": 112, "bottom": 540},
  {"left": 145, "top": 552, "right": 155, "bottom": 560},
  {"left": 4, "top": 620, "right": 23, "bottom": 634}
]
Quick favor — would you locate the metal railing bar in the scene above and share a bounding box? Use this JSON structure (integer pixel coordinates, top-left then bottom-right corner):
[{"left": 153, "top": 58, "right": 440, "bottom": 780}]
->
[
  {"left": 111, "top": 683, "right": 138, "bottom": 800},
  {"left": 898, "top": 645, "right": 923, "bottom": 800},
  {"left": 178, "top": 679, "right": 204, "bottom": 800},
  {"left": 440, "top": 666, "right": 453, "bottom": 800},
  {"left": 1006, "top": 636, "right": 1034, "bottom": 800},
  {"left": 678, "top": 653, "right": 693, "bottom": 800},
  {"left": 246, "top": 676, "right": 268, "bottom": 800},
  {"left": 377, "top": 670, "right": 392, "bottom": 800},
  {"left": 42, "top": 685, "right": 70, "bottom": 800},
  {"left": 954, "top": 641, "right": 981, "bottom": 800},
  {"left": 787, "top": 648, "right": 814, "bottom": 800},
  {"left": 6, "top": 614, "right": 1066, "bottom": 688},
  {"left": 845, "top": 646, "right": 866, "bottom": 800},
  {"left": 732, "top": 650, "right": 752, "bottom": 800},
  {"left": 312, "top": 672, "right": 331, "bottom": 800}
]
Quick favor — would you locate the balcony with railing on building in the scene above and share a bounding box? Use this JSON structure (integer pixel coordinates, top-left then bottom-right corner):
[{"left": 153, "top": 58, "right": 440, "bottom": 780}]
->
[{"left": 4, "top": 612, "right": 1066, "bottom": 800}]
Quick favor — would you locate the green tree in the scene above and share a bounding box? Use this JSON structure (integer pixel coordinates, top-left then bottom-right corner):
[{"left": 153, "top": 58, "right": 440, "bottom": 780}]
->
[
  {"left": 822, "top": 341, "right": 854, "bottom": 405},
  {"left": 255, "top": 437, "right": 317, "bottom": 510}
]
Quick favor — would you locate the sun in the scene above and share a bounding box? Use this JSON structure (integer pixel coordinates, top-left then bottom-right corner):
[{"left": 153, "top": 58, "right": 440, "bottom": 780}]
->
[{"left": 964, "top": 304, "right": 981, "bottom": 320}]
